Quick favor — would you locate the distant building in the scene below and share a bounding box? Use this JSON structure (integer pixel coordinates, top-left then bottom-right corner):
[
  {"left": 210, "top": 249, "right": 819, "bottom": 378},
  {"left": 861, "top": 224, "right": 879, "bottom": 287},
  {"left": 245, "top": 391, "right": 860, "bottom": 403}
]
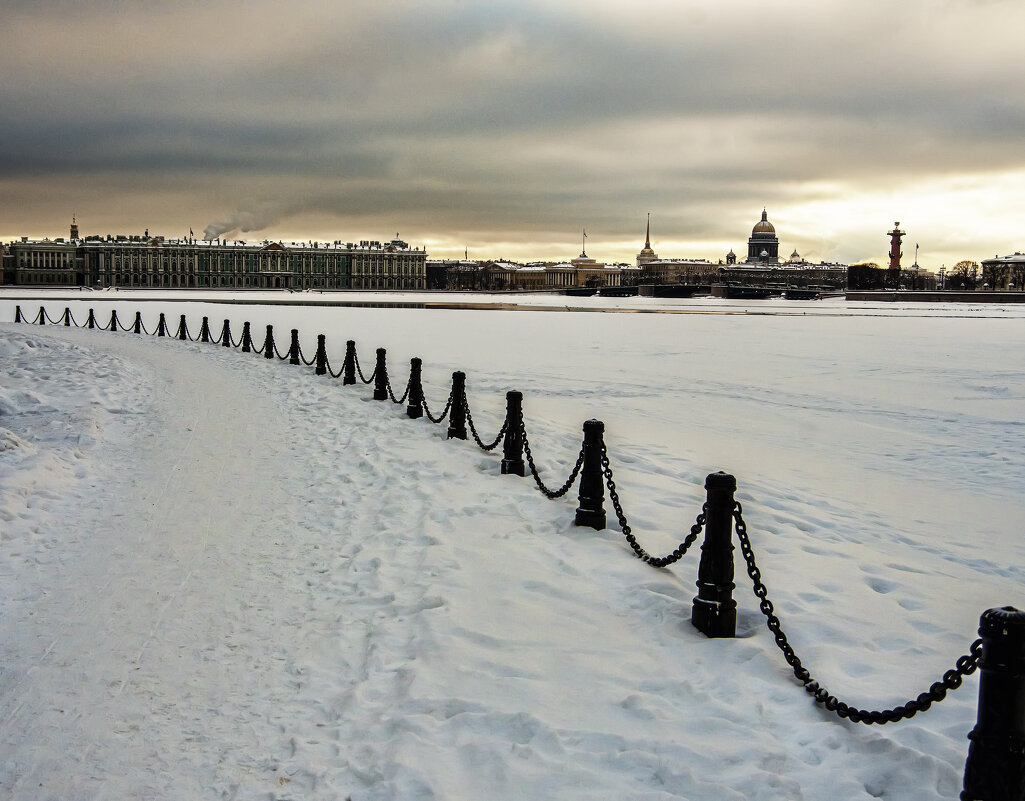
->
[
  {"left": 636, "top": 214, "right": 658, "bottom": 267},
  {"left": 3, "top": 222, "right": 427, "bottom": 290},
  {"left": 746, "top": 209, "right": 780, "bottom": 264},
  {"left": 980, "top": 253, "right": 1025, "bottom": 291},
  {"left": 639, "top": 259, "right": 718, "bottom": 285}
]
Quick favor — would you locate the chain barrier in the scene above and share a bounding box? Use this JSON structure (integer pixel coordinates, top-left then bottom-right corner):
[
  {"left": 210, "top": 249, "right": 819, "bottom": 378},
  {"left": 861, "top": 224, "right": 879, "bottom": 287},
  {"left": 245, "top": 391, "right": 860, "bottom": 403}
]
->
[
  {"left": 16, "top": 303, "right": 1004, "bottom": 750},
  {"left": 353, "top": 351, "right": 375, "bottom": 384},
  {"left": 325, "top": 354, "right": 347, "bottom": 380},
  {"left": 300, "top": 344, "right": 317, "bottom": 367},
  {"left": 522, "top": 418, "right": 586, "bottom": 499},
  {"left": 732, "top": 503, "right": 982, "bottom": 723},
  {"left": 465, "top": 397, "right": 507, "bottom": 451},
  {"left": 601, "top": 443, "right": 706, "bottom": 567},
  {"left": 140, "top": 317, "right": 154, "bottom": 335},
  {"left": 387, "top": 377, "right": 411, "bottom": 405},
  {"left": 273, "top": 341, "right": 288, "bottom": 360},
  {"left": 422, "top": 390, "right": 454, "bottom": 424}
]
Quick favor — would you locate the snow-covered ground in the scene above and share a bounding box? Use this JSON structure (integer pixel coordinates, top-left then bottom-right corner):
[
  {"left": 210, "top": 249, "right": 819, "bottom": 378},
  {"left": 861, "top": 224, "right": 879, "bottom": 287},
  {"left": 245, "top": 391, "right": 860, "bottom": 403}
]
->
[{"left": 1, "top": 289, "right": 1023, "bottom": 800}]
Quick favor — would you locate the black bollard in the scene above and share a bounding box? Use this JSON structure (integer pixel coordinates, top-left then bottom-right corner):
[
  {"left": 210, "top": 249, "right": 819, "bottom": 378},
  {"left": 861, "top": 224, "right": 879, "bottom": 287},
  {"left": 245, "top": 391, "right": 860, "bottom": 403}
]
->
[
  {"left": 962, "top": 606, "right": 1025, "bottom": 801},
  {"left": 343, "top": 340, "right": 357, "bottom": 385},
  {"left": 86, "top": 308, "right": 96, "bottom": 329},
  {"left": 109, "top": 309, "right": 119, "bottom": 333},
  {"left": 501, "top": 391, "right": 525, "bottom": 476},
  {"left": 40, "top": 305, "right": 49, "bottom": 326},
  {"left": 157, "top": 312, "right": 168, "bottom": 337},
  {"left": 241, "top": 321, "right": 252, "bottom": 352},
  {"left": 221, "top": 319, "right": 232, "bottom": 347},
  {"left": 64, "top": 307, "right": 72, "bottom": 327},
  {"left": 15, "top": 305, "right": 22, "bottom": 323},
  {"left": 447, "top": 371, "right": 467, "bottom": 440},
  {"left": 199, "top": 316, "right": 211, "bottom": 343},
  {"left": 406, "top": 358, "right": 424, "bottom": 419},
  {"left": 133, "top": 311, "right": 143, "bottom": 334},
  {"left": 373, "top": 348, "right": 388, "bottom": 400},
  {"left": 691, "top": 471, "right": 738, "bottom": 638},
  {"left": 264, "top": 325, "right": 275, "bottom": 359},
  {"left": 178, "top": 314, "right": 188, "bottom": 341},
  {"left": 315, "top": 335, "right": 327, "bottom": 375},
  {"left": 574, "top": 419, "right": 607, "bottom": 530},
  {"left": 289, "top": 329, "right": 301, "bottom": 365}
]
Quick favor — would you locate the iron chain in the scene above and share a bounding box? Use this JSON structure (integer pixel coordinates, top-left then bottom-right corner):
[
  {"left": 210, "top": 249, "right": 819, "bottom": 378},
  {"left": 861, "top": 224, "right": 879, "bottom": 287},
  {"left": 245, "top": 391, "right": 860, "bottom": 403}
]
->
[
  {"left": 601, "top": 444, "right": 705, "bottom": 567},
  {"left": 522, "top": 418, "right": 586, "bottom": 499},
  {"left": 354, "top": 352, "right": 375, "bottom": 384},
  {"left": 423, "top": 390, "right": 454, "bottom": 424},
  {"left": 733, "top": 502, "right": 982, "bottom": 724},
  {"left": 465, "top": 398, "right": 507, "bottom": 451},
  {"left": 388, "top": 377, "right": 411, "bottom": 405}
]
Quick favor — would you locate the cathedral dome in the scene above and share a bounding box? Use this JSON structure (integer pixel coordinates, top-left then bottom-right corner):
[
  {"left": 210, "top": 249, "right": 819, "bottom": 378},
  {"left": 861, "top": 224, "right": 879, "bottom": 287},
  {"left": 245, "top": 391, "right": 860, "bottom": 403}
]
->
[{"left": 751, "top": 208, "right": 775, "bottom": 236}]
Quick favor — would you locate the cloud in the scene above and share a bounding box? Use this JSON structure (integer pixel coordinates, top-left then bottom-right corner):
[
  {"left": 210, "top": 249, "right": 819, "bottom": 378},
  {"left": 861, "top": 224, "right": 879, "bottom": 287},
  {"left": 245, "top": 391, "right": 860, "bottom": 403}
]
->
[{"left": 2, "top": 0, "right": 1024, "bottom": 266}]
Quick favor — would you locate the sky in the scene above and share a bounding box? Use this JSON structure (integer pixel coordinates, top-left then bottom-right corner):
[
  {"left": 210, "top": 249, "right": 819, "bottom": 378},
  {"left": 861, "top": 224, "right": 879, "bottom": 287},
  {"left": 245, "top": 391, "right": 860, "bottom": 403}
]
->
[{"left": 2, "top": 0, "right": 1023, "bottom": 268}]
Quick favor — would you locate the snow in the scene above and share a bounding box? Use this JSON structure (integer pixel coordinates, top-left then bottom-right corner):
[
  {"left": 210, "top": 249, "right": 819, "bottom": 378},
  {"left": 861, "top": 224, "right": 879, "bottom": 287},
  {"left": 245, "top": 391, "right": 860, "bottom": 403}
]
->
[{"left": 1, "top": 289, "right": 1023, "bottom": 800}]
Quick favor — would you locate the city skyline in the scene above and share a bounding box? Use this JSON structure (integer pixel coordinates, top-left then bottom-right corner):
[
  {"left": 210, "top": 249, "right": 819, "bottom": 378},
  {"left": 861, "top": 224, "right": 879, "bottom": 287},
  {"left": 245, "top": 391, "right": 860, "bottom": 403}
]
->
[{"left": 2, "top": 1, "right": 1023, "bottom": 269}]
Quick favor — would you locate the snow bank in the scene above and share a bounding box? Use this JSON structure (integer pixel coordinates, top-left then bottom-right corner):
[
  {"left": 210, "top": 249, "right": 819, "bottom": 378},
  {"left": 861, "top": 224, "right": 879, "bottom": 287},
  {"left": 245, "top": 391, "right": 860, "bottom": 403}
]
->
[{"left": 0, "top": 294, "right": 1023, "bottom": 800}]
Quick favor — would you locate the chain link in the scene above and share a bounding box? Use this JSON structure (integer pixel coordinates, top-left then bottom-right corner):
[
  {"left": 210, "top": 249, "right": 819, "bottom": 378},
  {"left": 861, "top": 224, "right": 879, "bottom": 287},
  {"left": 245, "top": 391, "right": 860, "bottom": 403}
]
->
[
  {"left": 353, "top": 351, "right": 375, "bottom": 384},
  {"left": 600, "top": 444, "right": 705, "bottom": 567},
  {"left": 733, "top": 502, "right": 982, "bottom": 724},
  {"left": 522, "top": 418, "right": 586, "bottom": 499},
  {"left": 325, "top": 353, "right": 346, "bottom": 379},
  {"left": 388, "top": 377, "right": 411, "bottom": 405},
  {"left": 423, "top": 390, "right": 454, "bottom": 424},
  {"left": 300, "top": 344, "right": 317, "bottom": 367},
  {"left": 465, "top": 398, "right": 507, "bottom": 451}
]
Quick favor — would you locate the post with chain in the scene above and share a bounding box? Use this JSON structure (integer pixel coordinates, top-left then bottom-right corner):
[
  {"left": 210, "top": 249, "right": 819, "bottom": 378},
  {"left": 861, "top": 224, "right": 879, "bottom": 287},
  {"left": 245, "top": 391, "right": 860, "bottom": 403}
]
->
[
  {"left": 288, "top": 329, "right": 301, "bottom": 365},
  {"left": 263, "top": 325, "right": 275, "bottom": 360},
  {"left": 133, "top": 311, "right": 143, "bottom": 334},
  {"left": 38, "top": 305, "right": 47, "bottom": 326},
  {"left": 447, "top": 371, "right": 467, "bottom": 440},
  {"left": 314, "top": 335, "right": 328, "bottom": 375},
  {"left": 156, "top": 312, "right": 168, "bottom": 337},
  {"left": 86, "top": 308, "right": 96, "bottom": 329},
  {"left": 15, "top": 305, "right": 22, "bottom": 323},
  {"left": 109, "top": 309, "right": 118, "bottom": 332},
  {"left": 199, "top": 316, "right": 211, "bottom": 343},
  {"left": 343, "top": 340, "right": 357, "bottom": 385},
  {"left": 501, "top": 391, "right": 525, "bottom": 476},
  {"left": 64, "top": 307, "right": 72, "bottom": 326},
  {"left": 221, "top": 319, "right": 232, "bottom": 347},
  {"left": 178, "top": 314, "right": 188, "bottom": 341},
  {"left": 373, "top": 348, "right": 388, "bottom": 400},
  {"left": 241, "top": 321, "right": 253, "bottom": 352},
  {"left": 691, "top": 472, "right": 738, "bottom": 638},
  {"left": 574, "top": 419, "right": 607, "bottom": 530},
  {"left": 961, "top": 606, "right": 1025, "bottom": 801},
  {"left": 406, "top": 358, "right": 424, "bottom": 419}
]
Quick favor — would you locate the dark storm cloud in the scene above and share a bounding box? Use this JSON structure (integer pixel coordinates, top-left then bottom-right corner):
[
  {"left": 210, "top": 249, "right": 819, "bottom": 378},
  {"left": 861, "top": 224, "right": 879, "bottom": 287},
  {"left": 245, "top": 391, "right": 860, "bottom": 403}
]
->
[{"left": 2, "top": 0, "right": 1024, "bottom": 261}]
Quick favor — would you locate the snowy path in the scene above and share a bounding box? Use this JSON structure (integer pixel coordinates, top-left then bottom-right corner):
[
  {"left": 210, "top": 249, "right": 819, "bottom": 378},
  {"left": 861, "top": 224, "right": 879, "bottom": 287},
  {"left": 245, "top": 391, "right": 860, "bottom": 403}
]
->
[
  {"left": 1, "top": 328, "right": 326, "bottom": 797},
  {"left": 1, "top": 309, "right": 1022, "bottom": 800}
]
